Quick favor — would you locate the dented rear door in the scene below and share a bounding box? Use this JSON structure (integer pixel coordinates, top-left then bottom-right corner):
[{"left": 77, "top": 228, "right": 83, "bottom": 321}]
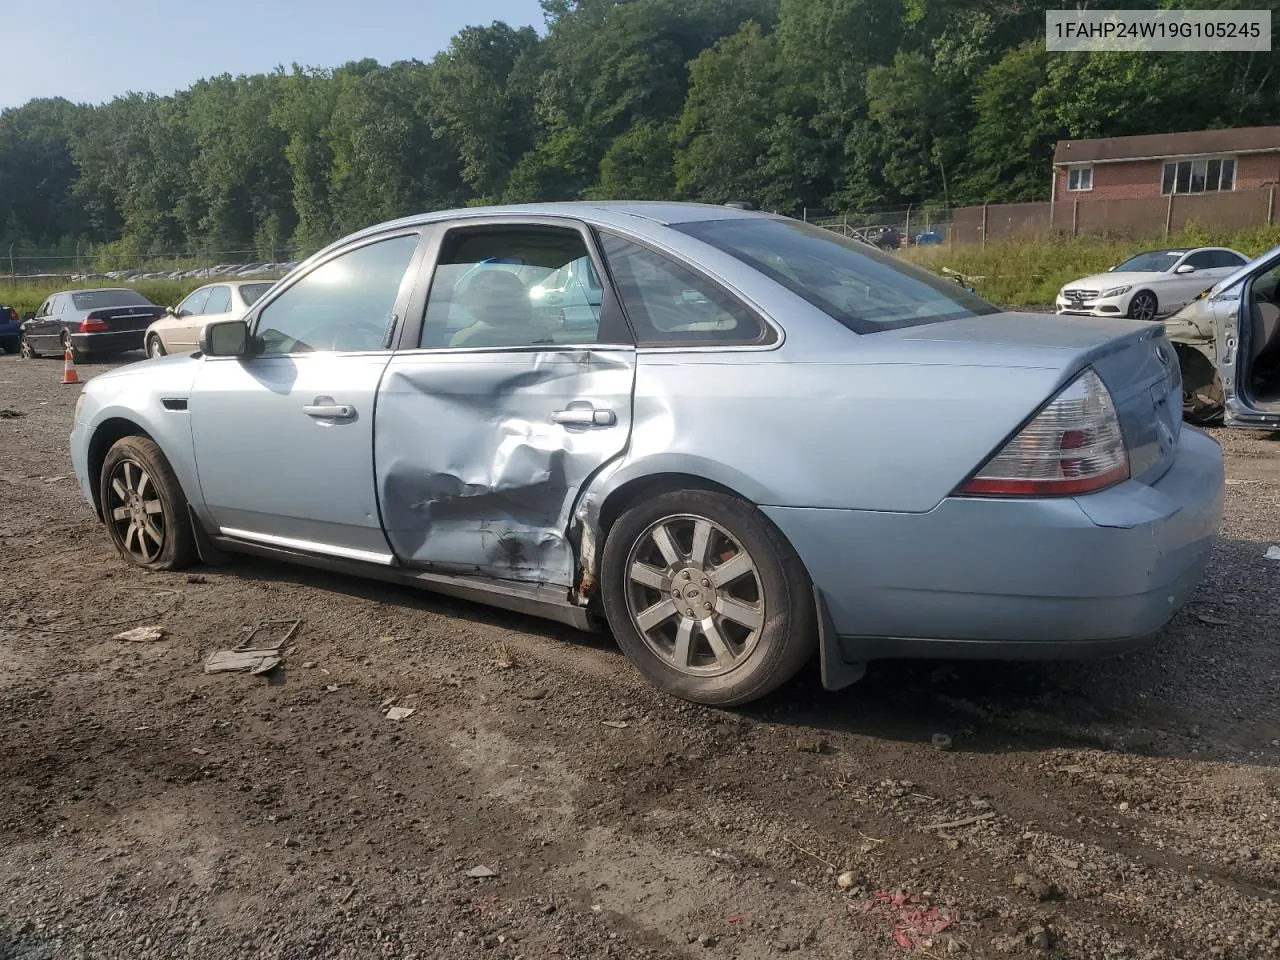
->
[{"left": 374, "top": 217, "right": 637, "bottom": 587}]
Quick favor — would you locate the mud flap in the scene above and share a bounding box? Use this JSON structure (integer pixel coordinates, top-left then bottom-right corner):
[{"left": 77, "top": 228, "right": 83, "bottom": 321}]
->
[
  {"left": 187, "top": 504, "right": 233, "bottom": 566},
  {"left": 815, "top": 585, "right": 866, "bottom": 691}
]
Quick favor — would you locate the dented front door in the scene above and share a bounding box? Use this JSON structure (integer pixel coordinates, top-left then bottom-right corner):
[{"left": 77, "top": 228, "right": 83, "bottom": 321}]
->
[{"left": 372, "top": 217, "right": 636, "bottom": 587}]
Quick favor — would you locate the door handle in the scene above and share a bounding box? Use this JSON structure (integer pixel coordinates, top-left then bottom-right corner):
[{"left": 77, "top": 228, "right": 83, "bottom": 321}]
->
[
  {"left": 551, "top": 407, "right": 616, "bottom": 427},
  {"left": 303, "top": 403, "right": 356, "bottom": 420}
]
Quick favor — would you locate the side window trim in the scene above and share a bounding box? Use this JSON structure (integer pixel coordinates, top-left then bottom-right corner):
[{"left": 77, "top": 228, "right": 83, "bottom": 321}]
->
[
  {"left": 240, "top": 228, "right": 428, "bottom": 358},
  {"left": 594, "top": 228, "right": 779, "bottom": 350},
  {"left": 395, "top": 215, "right": 634, "bottom": 353}
]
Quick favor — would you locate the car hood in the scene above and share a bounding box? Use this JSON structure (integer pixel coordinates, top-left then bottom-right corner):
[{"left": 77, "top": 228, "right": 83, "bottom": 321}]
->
[
  {"left": 85, "top": 351, "right": 202, "bottom": 394},
  {"left": 1062, "top": 271, "right": 1165, "bottom": 292}
]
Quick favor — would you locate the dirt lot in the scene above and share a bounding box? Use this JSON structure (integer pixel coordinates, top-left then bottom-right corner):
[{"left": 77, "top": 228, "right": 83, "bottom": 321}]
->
[{"left": 2, "top": 352, "right": 1280, "bottom": 960}]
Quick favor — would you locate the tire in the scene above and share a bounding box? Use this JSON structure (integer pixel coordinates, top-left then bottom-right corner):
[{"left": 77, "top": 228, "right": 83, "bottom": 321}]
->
[
  {"left": 61, "top": 331, "right": 89, "bottom": 364},
  {"left": 600, "top": 488, "right": 817, "bottom": 706},
  {"left": 1128, "top": 290, "right": 1159, "bottom": 321},
  {"left": 146, "top": 334, "right": 167, "bottom": 358},
  {"left": 99, "top": 435, "right": 197, "bottom": 571},
  {"left": 19, "top": 332, "right": 39, "bottom": 359}
]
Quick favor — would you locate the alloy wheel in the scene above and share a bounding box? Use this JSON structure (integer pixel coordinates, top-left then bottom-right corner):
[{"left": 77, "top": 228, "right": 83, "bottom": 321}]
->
[
  {"left": 623, "top": 513, "right": 765, "bottom": 677},
  {"left": 19, "top": 334, "right": 34, "bottom": 359},
  {"left": 105, "top": 459, "right": 167, "bottom": 563},
  {"left": 1130, "top": 292, "right": 1157, "bottom": 321}
]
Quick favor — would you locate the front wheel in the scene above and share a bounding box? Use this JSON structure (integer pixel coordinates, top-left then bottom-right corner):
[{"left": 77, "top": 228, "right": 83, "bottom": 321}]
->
[
  {"left": 1128, "top": 290, "right": 1159, "bottom": 321},
  {"left": 146, "top": 334, "right": 166, "bottom": 358},
  {"left": 99, "top": 435, "right": 197, "bottom": 571},
  {"left": 600, "top": 489, "right": 816, "bottom": 706},
  {"left": 19, "top": 333, "right": 39, "bottom": 359}
]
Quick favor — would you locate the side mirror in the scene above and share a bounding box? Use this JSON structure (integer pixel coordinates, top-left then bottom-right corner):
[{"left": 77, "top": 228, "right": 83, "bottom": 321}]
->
[
  {"left": 200, "top": 319, "right": 251, "bottom": 357},
  {"left": 1175, "top": 264, "right": 1195, "bottom": 274},
  {"left": 165, "top": 305, "right": 177, "bottom": 316}
]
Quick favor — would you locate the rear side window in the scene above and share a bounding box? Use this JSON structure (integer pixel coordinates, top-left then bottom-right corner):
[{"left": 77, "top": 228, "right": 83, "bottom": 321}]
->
[
  {"left": 597, "top": 232, "right": 768, "bottom": 346},
  {"left": 674, "top": 218, "right": 1000, "bottom": 334},
  {"left": 71, "top": 290, "right": 152, "bottom": 309},
  {"left": 203, "top": 286, "right": 232, "bottom": 314}
]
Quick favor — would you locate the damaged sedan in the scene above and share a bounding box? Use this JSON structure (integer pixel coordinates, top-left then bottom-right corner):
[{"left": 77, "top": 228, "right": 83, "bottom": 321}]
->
[{"left": 70, "top": 202, "right": 1224, "bottom": 705}]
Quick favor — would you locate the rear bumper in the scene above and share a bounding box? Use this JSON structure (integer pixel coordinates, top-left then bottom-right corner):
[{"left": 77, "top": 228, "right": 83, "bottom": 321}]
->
[
  {"left": 69, "top": 330, "right": 145, "bottom": 354},
  {"left": 764, "top": 427, "right": 1224, "bottom": 665}
]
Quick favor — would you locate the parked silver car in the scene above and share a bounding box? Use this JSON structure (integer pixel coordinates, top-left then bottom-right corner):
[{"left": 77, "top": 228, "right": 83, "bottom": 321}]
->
[{"left": 70, "top": 202, "right": 1224, "bottom": 705}]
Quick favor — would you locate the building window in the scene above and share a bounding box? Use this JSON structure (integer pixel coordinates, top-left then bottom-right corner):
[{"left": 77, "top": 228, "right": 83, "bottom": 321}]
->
[
  {"left": 1162, "top": 156, "right": 1236, "bottom": 195},
  {"left": 1066, "top": 166, "right": 1093, "bottom": 191}
]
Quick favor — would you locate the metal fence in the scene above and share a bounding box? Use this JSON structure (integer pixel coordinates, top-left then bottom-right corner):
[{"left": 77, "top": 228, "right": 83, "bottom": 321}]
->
[{"left": 2, "top": 246, "right": 320, "bottom": 286}]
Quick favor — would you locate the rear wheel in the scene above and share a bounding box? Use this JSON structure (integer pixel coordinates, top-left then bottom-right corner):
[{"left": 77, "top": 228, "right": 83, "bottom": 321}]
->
[
  {"left": 19, "top": 332, "right": 39, "bottom": 359},
  {"left": 1128, "top": 290, "right": 1159, "bottom": 321},
  {"left": 600, "top": 488, "right": 816, "bottom": 706},
  {"left": 61, "top": 331, "right": 88, "bottom": 364},
  {"left": 146, "top": 334, "right": 166, "bottom": 358},
  {"left": 99, "top": 436, "right": 197, "bottom": 571}
]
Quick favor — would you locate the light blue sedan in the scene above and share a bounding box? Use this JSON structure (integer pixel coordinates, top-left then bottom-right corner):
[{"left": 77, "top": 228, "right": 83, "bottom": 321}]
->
[{"left": 70, "top": 202, "right": 1224, "bottom": 705}]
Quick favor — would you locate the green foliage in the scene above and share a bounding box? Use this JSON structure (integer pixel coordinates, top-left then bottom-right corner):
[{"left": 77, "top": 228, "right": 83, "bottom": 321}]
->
[{"left": 2, "top": 0, "right": 1280, "bottom": 255}]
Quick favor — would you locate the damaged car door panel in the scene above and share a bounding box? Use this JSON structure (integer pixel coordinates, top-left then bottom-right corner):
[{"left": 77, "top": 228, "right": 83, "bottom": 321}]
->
[
  {"left": 1165, "top": 242, "right": 1280, "bottom": 429},
  {"left": 71, "top": 203, "right": 1225, "bottom": 707}
]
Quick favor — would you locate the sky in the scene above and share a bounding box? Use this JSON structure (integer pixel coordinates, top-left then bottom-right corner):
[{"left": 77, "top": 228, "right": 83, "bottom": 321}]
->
[{"left": 0, "top": 0, "right": 547, "bottom": 109}]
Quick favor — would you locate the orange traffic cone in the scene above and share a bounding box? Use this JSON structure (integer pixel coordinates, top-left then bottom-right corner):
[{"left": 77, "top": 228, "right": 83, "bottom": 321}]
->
[{"left": 61, "top": 346, "right": 82, "bottom": 385}]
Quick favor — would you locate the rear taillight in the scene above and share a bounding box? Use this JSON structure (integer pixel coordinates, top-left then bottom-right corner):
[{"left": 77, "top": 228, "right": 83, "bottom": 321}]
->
[
  {"left": 958, "top": 368, "right": 1128, "bottom": 497},
  {"left": 80, "top": 318, "right": 108, "bottom": 332}
]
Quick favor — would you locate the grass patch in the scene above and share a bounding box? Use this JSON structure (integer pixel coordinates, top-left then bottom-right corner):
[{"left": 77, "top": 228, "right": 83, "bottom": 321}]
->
[
  {"left": 904, "top": 223, "right": 1280, "bottom": 307},
  {"left": 0, "top": 279, "right": 209, "bottom": 320}
]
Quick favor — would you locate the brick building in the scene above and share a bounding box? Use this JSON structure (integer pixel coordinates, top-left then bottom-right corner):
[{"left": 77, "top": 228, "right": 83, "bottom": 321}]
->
[{"left": 1052, "top": 126, "right": 1280, "bottom": 203}]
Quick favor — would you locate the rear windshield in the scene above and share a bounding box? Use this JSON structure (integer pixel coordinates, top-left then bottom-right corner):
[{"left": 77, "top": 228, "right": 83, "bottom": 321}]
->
[
  {"left": 70, "top": 289, "right": 153, "bottom": 309},
  {"left": 240, "top": 282, "right": 273, "bottom": 306},
  {"left": 672, "top": 218, "right": 999, "bottom": 333}
]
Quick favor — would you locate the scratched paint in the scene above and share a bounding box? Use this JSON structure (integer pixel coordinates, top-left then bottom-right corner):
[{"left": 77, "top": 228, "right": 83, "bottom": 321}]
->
[{"left": 373, "top": 348, "right": 636, "bottom": 587}]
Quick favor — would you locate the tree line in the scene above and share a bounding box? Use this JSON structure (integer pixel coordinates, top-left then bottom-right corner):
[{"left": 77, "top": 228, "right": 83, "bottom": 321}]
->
[{"left": 2, "top": 0, "right": 1277, "bottom": 262}]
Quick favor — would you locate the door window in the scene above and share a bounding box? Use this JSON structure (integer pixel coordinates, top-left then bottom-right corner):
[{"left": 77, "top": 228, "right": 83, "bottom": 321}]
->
[
  {"left": 203, "top": 285, "right": 232, "bottom": 314},
  {"left": 255, "top": 233, "right": 419, "bottom": 356},
  {"left": 1184, "top": 251, "right": 1219, "bottom": 271},
  {"left": 420, "top": 226, "right": 615, "bottom": 349},
  {"left": 178, "top": 287, "right": 211, "bottom": 317},
  {"left": 598, "top": 232, "right": 767, "bottom": 346},
  {"left": 1210, "top": 251, "right": 1247, "bottom": 269}
]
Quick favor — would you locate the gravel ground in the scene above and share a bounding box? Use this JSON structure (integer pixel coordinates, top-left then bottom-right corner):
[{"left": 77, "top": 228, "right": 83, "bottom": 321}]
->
[{"left": 2, "top": 352, "right": 1279, "bottom": 960}]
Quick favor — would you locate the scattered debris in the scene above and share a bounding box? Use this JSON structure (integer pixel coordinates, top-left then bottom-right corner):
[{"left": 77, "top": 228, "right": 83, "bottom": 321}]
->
[
  {"left": 726, "top": 914, "right": 744, "bottom": 923},
  {"left": 600, "top": 720, "right": 629, "bottom": 729},
  {"left": 191, "top": 747, "right": 208, "bottom": 756},
  {"left": 41, "top": 475, "right": 67, "bottom": 483},
  {"left": 385, "top": 706, "right": 416, "bottom": 721},
  {"left": 325, "top": 684, "right": 339, "bottom": 693},
  {"left": 466, "top": 865, "right": 498, "bottom": 879},
  {"left": 1265, "top": 545, "right": 1280, "bottom": 560},
  {"left": 782, "top": 836, "right": 839, "bottom": 870},
  {"left": 186, "top": 574, "right": 207, "bottom": 584},
  {"left": 794, "top": 736, "right": 828, "bottom": 754},
  {"left": 491, "top": 642, "right": 517, "bottom": 669},
  {"left": 697, "top": 933, "right": 718, "bottom": 947},
  {"left": 1013, "top": 872, "right": 1055, "bottom": 901},
  {"left": 930, "top": 733, "right": 953, "bottom": 751},
  {"left": 205, "top": 650, "right": 282, "bottom": 675},
  {"left": 836, "top": 871, "right": 857, "bottom": 890},
  {"left": 922, "top": 812, "right": 996, "bottom": 831},
  {"left": 1194, "top": 612, "right": 1231, "bottom": 626},
  {"left": 0, "top": 408, "right": 25, "bottom": 418},
  {"left": 205, "top": 619, "right": 300, "bottom": 676},
  {"left": 852, "top": 891, "right": 956, "bottom": 951},
  {"left": 302, "top": 661, "right": 317, "bottom": 669},
  {"left": 113, "top": 626, "right": 165, "bottom": 643}
]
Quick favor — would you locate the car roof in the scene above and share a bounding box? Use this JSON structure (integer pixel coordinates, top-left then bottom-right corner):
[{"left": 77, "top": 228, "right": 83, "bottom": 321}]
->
[
  {"left": 51, "top": 287, "right": 143, "bottom": 296},
  {"left": 323, "top": 201, "right": 778, "bottom": 254}
]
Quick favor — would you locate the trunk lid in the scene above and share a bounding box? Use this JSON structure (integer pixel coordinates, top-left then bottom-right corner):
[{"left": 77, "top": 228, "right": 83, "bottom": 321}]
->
[
  {"left": 84, "top": 305, "right": 166, "bottom": 333},
  {"left": 892, "top": 312, "right": 1182, "bottom": 485}
]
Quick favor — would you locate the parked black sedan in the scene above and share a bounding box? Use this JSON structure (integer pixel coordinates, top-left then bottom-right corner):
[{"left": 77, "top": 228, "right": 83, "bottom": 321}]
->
[
  {"left": 19, "top": 289, "right": 166, "bottom": 362},
  {"left": 0, "top": 304, "right": 20, "bottom": 353}
]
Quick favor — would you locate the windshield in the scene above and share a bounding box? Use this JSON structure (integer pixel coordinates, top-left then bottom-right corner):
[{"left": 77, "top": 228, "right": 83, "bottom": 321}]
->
[
  {"left": 1113, "top": 250, "right": 1185, "bottom": 273},
  {"left": 240, "top": 282, "right": 273, "bottom": 306},
  {"left": 71, "top": 289, "right": 153, "bottom": 310},
  {"left": 672, "top": 218, "right": 1000, "bottom": 333}
]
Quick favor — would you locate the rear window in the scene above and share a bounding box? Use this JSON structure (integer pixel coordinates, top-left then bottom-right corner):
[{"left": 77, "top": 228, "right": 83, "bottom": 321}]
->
[
  {"left": 70, "top": 289, "right": 153, "bottom": 310},
  {"left": 673, "top": 218, "right": 999, "bottom": 333},
  {"left": 240, "top": 282, "right": 272, "bottom": 306}
]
